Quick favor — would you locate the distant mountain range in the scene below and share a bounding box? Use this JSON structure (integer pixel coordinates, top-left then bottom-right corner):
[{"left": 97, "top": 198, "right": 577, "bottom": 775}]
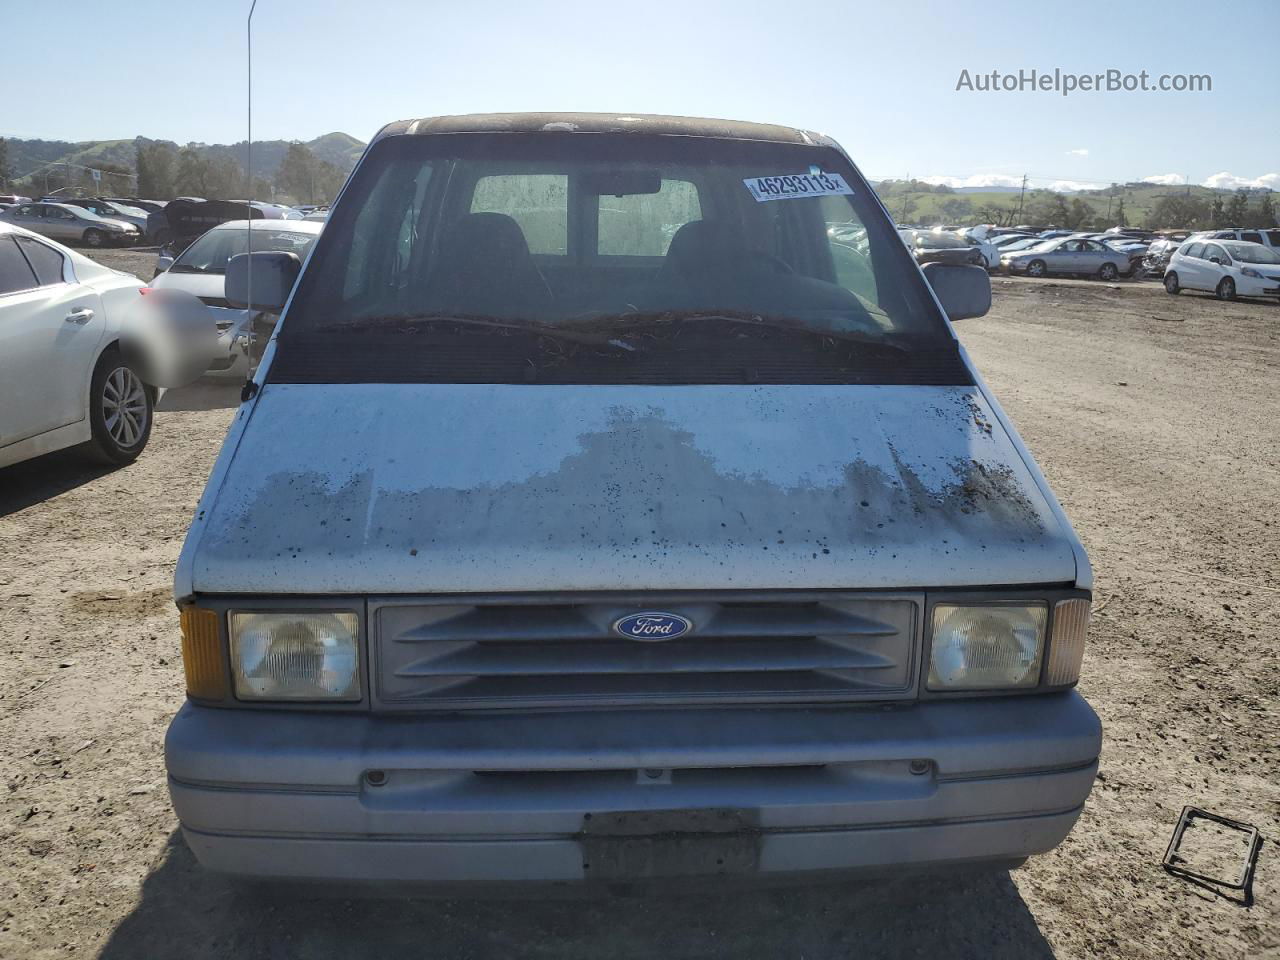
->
[{"left": 4, "top": 131, "right": 366, "bottom": 183}]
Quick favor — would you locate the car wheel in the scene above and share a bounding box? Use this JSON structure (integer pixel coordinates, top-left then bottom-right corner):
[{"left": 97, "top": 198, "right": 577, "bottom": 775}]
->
[
  {"left": 82, "top": 228, "right": 106, "bottom": 248},
  {"left": 1216, "top": 277, "right": 1236, "bottom": 301},
  {"left": 1164, "top": 272, "right": 1180, "bottom": 294},
  {"left": 1026, "top": 260, "right": 1047, "bottom": 278},
  {"left": 84, "top": 349, "right": 154, "bottom": 465},
  {"left": 1098, "top": 262, "right": 1118, "bottom": 281}
]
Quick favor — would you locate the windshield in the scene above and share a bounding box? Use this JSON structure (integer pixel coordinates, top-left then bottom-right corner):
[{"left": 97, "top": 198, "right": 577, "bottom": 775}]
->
[
  {"left": 1222, "top": 243, "right": 1280, "bottom": 265},
  {"left": 171, "top": 227, "right": 317, "bottom": 274},
  {"left": 277, "top": 132, "right": 962, "bottom": 386}
]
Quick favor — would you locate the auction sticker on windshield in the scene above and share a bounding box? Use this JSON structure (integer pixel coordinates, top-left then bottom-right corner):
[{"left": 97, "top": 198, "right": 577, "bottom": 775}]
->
[{"left": 744, "top": 172, "right": 854, "bottom": 202}]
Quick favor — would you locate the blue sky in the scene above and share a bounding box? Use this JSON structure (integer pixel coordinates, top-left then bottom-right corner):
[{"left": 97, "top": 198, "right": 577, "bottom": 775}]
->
[{"left": 5, "top": 0, "right": 1277, "bottom": 190}]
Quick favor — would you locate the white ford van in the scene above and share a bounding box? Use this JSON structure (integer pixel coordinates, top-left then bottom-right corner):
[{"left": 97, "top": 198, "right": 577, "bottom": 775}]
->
[{"left": 166, "top": 113, "right": 1100, "bottom": 886}]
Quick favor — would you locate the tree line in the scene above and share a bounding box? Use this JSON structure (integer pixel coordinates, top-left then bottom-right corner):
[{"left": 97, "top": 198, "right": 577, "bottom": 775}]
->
[
  {"left": 875, "top": 177, "right": 1277, "bottom": 231},
  {"left": 135, "top": 140, "right": 346, "bottom": 204}
]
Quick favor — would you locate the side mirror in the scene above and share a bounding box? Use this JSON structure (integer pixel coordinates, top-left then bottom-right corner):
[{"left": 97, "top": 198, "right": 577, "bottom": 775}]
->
[
  {"left": 226, "top": 251, "right": 301, "bottom": 313},
  {"left": 922, "top": 262, "right": 991, "bottom": 321},
  {"left": 1209, "top": 256, "right": 1221, "bottom": 265}
]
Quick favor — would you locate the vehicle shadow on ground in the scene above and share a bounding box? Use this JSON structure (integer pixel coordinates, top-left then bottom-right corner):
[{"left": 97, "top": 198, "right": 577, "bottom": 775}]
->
[
  {"left": 156, "top": 380, "right": 243, "bottom": 413},
  {"left": 97, "top": 833, "right": 1056, "bottom": 959},
  {"left": 0, "top": 448, "right": 115, "bottom": 519}
]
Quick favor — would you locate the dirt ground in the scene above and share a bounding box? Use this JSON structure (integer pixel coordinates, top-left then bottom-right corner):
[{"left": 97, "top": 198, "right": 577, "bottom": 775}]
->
[{"left": 1, "top": 256, "right": 1277, "bottom": 959}]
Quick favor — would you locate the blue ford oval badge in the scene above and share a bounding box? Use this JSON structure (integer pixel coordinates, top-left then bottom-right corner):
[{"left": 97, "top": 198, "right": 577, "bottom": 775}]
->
[{"left": 613, "top": 612, "right": 692, "bottom": 641}]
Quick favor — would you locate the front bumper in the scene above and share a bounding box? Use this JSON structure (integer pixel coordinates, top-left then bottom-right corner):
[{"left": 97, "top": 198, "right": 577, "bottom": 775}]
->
[
  {"left": 1235, "top": 276, "right": 1280, "bottom": 298},
  {"left": 166, "top": 692, "right": 1101, "bottom": 885}
]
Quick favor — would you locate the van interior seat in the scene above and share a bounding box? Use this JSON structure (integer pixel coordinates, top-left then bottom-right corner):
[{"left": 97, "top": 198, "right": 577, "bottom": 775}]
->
[{"left": 426, "top": 212, "right": 554, "bottom": 317}]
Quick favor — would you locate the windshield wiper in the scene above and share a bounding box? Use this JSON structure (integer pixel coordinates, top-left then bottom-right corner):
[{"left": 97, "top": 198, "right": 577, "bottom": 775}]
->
[
  {"left": 329, "top": 313, "right": 631, "bottom": 350},
  {"left": 561, "top": 310, "right": 910, "bottom": 354}
]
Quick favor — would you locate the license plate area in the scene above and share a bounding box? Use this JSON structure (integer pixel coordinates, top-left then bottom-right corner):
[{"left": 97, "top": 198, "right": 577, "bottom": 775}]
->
[{"left": 579, "top": 808, "right": 760, "bottom": 880}]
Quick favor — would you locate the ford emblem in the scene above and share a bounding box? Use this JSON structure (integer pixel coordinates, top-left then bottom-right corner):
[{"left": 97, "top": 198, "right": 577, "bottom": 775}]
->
[{"left": 613, "top": 612, "right": 692, "bottom": 641}]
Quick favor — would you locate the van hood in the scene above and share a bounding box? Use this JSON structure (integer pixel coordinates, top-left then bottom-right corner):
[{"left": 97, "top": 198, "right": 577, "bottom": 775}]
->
[{"left": 185, "top": 383, "right": 1079, "bottom": 594}]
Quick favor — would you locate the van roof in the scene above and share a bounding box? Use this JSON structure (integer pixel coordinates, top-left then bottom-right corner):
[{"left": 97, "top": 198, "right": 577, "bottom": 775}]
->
[{"left": 372, "top": 112, "right": 835, "bottom": 148}]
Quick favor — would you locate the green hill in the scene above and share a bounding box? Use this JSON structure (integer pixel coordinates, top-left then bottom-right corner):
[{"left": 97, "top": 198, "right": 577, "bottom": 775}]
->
[
  {"left": 2, "top": 131, "right": 366, "bottom": 199},
  {"left": 307, "top": 131, "right": 365, "bottom": 170}
]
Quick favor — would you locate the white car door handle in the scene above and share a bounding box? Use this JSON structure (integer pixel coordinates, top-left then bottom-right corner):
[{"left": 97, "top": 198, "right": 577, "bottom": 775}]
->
[{"left": 65, "top": 307, "right": 94, "bottom": 324}]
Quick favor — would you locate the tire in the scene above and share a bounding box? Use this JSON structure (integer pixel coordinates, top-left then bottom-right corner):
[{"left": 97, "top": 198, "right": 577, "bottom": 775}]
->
[
  {"left": 1164, "top": 272, "right": 1180, "bottom": 294},
  {"left": 84, "top": 349, "right": 154, "bottom": 465},
  {"left": 1026, "top": 259, "right": 1047, "bottom": 278},
  {"left": 1098, "top": 262, "right": 1118, "bottom": 281},
  {"left": 1215, "top": 277, "right": 1236, "bottom": 301},
  {"left": 82, "top": 228, "right": 106, "bottom": 248}
]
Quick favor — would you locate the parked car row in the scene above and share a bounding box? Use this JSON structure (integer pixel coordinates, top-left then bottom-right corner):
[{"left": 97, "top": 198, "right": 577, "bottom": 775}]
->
[
  {"left": 0, "top": 202, "right": 143, "bottom": 248},
  {"left": 0, "top": 202, "right": 327, "bottom": 473},
  {"left": 0, "top": 195, "right": 333, "bottom": 247}
]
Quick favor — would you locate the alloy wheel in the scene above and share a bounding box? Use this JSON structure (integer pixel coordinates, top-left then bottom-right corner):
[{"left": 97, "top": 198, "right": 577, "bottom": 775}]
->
[{"left": 102, "top": 366, "right": 148, "bottom": 447}]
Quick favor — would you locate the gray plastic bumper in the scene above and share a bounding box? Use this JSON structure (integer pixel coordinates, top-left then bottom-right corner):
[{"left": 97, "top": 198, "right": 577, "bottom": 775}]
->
[{"left": 166, "top": 691, "right": 1101, "bottom": 884}]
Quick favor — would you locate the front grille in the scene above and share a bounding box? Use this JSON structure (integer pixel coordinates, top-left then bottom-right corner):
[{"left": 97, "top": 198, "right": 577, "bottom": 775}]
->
[{"left": 372, "top": 594, "right": 919, "bottom": 710}]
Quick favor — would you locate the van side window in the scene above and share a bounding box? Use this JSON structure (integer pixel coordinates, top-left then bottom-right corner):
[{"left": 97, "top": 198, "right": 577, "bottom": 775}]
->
[
  {"left": 342, "top": 162, "right": 435, "bottom": 303},
  {"left": 470, "top": 175, "right": 568, "bottom": 256},
  {"left": 597, "top": 179, "right": 700, "bottom": 257},
  {"left": 1267, "top": 231, "right": 1280, "bottom": 248},
  {"left": 1240, "top": 232, "right": 1262, "bottom": 245}
]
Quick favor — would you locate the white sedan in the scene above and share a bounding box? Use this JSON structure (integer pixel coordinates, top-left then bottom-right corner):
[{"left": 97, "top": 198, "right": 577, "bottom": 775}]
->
[
  {"left": 0, "top": 221, "right": 154, "bottom": 469},
  {"left": 1164, "top": 239, "right": 1280, "bottom": 301}
]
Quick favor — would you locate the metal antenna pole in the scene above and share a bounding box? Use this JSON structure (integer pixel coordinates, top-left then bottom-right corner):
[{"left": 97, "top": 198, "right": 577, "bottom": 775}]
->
[{"left": 243, "top": 0, "right": 258, "bottom": 400}]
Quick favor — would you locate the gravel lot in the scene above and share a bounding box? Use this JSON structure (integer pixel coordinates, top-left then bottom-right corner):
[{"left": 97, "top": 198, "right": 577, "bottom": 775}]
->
[{"left": 1, "top": 254, "right": 1277, "bottom": 959}]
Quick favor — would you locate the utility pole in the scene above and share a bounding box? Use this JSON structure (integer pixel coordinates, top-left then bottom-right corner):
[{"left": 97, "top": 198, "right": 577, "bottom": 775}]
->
[{"left": 1016, "top": 174, "right": 1028, "bottom": 223}]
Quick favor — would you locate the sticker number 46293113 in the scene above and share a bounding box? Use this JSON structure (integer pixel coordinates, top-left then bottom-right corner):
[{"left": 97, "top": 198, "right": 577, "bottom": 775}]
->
[{"left": 743, "top": 172, "right": 854, "bottom": 202}]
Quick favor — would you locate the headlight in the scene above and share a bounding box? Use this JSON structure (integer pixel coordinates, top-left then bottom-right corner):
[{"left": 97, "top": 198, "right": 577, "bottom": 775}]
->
[
  {"left": 1241, "top": 267, "right": 1261, "bottom": 279},
  {"left": 927, "top": 604, "right": 1046, "bottom": 691},
  {"left": 229, "top": 611, "right": 360, "bottom": 700}
]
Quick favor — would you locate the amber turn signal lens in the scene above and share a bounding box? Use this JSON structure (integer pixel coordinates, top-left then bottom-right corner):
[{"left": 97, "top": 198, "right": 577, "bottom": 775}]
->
[
  {"left": 180, "top": 607, "right": 227, "bottom": 700},
  {"left": 1044, "top": 598, "right": 1090, "bottom": 686}
]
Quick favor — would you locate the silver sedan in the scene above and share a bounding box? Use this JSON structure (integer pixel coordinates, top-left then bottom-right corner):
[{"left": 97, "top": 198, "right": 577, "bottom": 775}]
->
[
  {"left": 0, "top": 201, "right": 140, "bottom": 248},
  {"left": 1002, "top": 238, "right": 1132, "bottom": 280}
]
